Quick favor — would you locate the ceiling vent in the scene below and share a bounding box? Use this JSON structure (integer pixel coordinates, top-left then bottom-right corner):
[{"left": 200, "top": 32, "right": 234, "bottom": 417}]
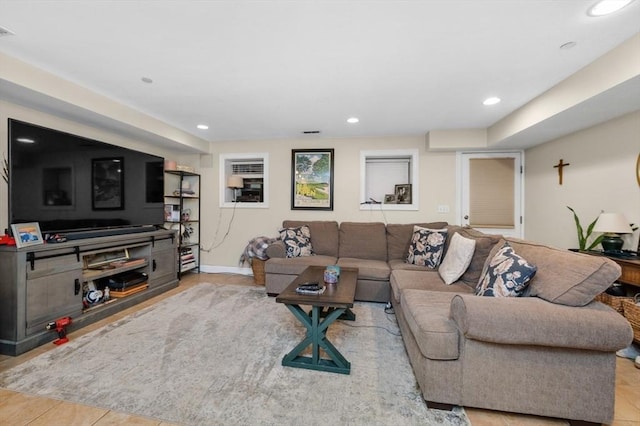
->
[
  {"left": 302, "top": 130, "right": 321, "bottom": 134},
  {"left": 0, "top": 26, "right": 15, "bottom": 37}
]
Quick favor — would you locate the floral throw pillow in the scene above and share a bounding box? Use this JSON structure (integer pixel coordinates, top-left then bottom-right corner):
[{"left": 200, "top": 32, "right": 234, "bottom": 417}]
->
[
  {"left": 279, "top": 225, "right": 313, "bottom": 258},
  {"left": 476, "top": 242, "right": 537, "bottom": 297},
  {"left": 406, "top": 226, "right": 448, "bottom": 269}
]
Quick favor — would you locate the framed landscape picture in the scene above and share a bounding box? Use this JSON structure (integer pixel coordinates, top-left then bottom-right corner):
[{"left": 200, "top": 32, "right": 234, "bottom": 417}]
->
[{"left": 291, "top": 149, "right": 334, "bottom": 210}]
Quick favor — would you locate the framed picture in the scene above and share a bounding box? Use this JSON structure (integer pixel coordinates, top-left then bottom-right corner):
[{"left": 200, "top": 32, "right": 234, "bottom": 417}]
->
[
  {"left": 291, "top": 149, "right": 334, "bottom": 210},
  {"left": 395, "top": 184, "right": 412, "bottom": 204},
  {"left": 11, "top": 222, "right": 44, "bottom": 248},
  {"left": 384, "top": 194, "right": 397, "bottom": 204},
  {"left": 92, "top": 158, "right": 124, "bottom": 210}
]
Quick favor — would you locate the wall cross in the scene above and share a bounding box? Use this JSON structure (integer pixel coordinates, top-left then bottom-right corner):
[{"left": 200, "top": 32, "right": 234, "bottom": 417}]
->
[{"left": 553, "top": 159, "right": 570, "bottom": 185}]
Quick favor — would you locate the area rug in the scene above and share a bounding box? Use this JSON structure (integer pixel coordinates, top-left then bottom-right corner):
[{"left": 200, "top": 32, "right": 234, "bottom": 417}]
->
[{"left": 0, "top": 283, "right": 468, "bottom": 425}]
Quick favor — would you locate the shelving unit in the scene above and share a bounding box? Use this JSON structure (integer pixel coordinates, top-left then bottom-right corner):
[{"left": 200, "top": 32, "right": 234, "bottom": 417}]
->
[{"left": 164, "top": 170, "right": 201, "bottom": 276}]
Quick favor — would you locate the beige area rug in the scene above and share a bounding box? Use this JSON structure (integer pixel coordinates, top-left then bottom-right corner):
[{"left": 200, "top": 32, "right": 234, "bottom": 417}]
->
[{"left": 0, "top": 283, "right": 468, "bottom": 425}]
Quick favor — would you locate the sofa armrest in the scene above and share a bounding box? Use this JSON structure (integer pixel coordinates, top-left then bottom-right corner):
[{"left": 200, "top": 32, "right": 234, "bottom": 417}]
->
[
  {"left": 450, "top": 295, "right": 633, "bottom": 352},
  {"left": 265, "top": 240, "right": 286, "bottom": 258}
]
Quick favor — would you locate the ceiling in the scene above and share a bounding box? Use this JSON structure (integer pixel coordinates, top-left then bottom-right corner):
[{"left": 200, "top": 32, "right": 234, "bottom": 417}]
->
[{"left": 0, "top": 0, "right": 639, "bottom": 152}]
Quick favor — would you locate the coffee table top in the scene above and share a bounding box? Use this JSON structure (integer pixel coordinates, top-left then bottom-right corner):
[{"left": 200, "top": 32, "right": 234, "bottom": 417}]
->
[{"left": 276, "top": 265, "right": 357, "bottom": 308}]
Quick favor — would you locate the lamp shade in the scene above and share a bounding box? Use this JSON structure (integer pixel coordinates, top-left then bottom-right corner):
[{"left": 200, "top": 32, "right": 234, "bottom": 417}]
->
[
  {"left": 593, "top": 213, "right": 632, "bottom": 234},
  {"left": 227, "top": 175, "right": 243, "bottom": 189}
]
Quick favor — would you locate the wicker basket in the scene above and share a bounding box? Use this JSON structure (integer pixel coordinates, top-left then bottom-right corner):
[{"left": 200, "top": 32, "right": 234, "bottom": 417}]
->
[
  {"left": 594, "top": 292, "right": 632, "bottom": 315},
  {"left": 622, "top": 296, "right": 640, "bottom": 343},
  {"left": 251, "top": 258, "right": 266, "bottom": 285}
]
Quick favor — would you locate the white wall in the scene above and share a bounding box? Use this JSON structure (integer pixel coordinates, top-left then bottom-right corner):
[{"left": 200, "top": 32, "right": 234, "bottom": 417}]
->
[
  {"left": 199, "top": 136, "right": 457, "bottom": 270},
  {"left": 525, "top": 111, "right": 640, "bottom": 251}
]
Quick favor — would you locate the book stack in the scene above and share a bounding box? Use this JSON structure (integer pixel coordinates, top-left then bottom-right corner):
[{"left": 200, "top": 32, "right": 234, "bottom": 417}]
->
[
  {"left": 295, "top": 282, "right": 326, "bottom": 295},
  {"left": 181, "top": 247, "right": 197, "bottom": 272}
]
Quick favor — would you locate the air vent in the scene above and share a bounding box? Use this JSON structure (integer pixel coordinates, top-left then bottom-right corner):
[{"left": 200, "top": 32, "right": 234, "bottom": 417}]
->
[
  {"left": 231, "top": 162, "right": 264, "bottom": 175},
  {"left": 302, "top": 130, "right": 321, "bottom": 134},
  {"left": 0, "top": 26, "right": 15, "bottom": 37}
]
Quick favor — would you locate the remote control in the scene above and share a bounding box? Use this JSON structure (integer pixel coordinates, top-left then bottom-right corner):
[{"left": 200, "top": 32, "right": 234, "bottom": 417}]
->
[{"left": 298, "top": 281, "right": 319, "bottom": 287}]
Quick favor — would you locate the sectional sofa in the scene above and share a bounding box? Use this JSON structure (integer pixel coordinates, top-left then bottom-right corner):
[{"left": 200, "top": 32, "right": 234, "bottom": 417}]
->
[{"left": 264, "top": 220, "right": 633, "bottom": 424}]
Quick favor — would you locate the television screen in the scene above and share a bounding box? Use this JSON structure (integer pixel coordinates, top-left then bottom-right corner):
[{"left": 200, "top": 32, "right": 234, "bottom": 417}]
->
[{"left": 8, "top": 119, "right": 165, "bottom": 238}]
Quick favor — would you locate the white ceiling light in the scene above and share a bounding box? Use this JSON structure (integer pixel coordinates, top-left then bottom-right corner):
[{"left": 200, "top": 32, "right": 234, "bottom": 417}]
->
[
  {"left": 347, "top": 117, "right": 359, "bottom": 124},
  {"left": 197, "top": 124, "right": 209, "bottom": 130},
  {"left": 16, "top": 138, "right": 35, "bottom": 143},
  {"left": 482, "top": 97, "right": 501, "bottom": 106},
  {"left": 588, "top": 0, "right": 635, "bottom": 16}
]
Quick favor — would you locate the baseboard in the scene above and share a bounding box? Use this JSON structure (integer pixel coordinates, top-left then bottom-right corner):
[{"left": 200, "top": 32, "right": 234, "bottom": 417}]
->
[{"left": 199, "top": 264, "right": 253, "bottom": 275}]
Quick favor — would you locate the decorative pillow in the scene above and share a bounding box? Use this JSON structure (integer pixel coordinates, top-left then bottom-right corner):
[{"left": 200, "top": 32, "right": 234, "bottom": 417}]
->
[
  {"left": 438, "top": 233, "right": 476, "bottom": 285},
  {"left": 279, "top": 225, "right": 313, "bottom": 258},
  {"left": 406, "top": 226, "right": 448, "bottom": 269},
  {"left": 476, "top": 242, "right": 537, "bottom": 297}
]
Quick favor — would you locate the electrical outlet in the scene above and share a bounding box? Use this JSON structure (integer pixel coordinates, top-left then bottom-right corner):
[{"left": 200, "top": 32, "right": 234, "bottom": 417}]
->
[{"left": 437, "top": 205, "right": 450, "bottom": 214}]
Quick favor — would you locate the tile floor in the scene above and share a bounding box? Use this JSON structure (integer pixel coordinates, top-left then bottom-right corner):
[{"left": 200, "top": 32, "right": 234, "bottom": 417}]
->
[{"left": 1, "top": 272, "right": 638, "bottom": 426}]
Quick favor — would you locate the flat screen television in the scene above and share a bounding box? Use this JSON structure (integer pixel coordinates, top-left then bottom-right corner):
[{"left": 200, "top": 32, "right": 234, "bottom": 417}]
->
[{"left": 8, "top": 119, "right": 165, "bottom": 240}]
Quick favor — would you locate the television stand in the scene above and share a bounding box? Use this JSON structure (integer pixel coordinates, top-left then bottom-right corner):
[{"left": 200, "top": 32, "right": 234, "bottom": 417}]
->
[{"left": 0, "top": 228, "right": 179, "bottom": 356}]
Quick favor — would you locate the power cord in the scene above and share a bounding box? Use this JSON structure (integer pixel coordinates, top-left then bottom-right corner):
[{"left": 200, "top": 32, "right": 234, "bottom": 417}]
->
[
  {"left": 201, "top": 201, "right": 238, "bottom": 252},
  {"left": 341, "top": 321, "right": 401, "bottom": 337}
]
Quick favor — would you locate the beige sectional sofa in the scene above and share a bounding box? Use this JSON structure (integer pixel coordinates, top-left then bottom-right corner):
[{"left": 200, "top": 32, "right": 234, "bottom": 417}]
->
[
  {"left": 265, "top": 220, "right": 633, "bottom": 424},
  {"left": 264, "top": 220, "right": 447, "bottom": 302}
]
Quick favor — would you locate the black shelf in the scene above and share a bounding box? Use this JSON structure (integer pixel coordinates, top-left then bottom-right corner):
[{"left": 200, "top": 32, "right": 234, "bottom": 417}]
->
[{"left": 164, "top": 171, "right": 201, "bottom": 277}]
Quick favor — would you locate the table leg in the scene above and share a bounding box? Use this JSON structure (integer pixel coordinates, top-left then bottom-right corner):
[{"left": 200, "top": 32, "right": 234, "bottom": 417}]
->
[{"left": 282, "top": 304, "right": 351, "bottom": 374}]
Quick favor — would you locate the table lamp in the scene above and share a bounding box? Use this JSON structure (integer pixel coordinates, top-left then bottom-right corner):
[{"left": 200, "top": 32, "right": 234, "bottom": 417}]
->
[
  {"left": 593, "top": 212, "right": 632, "bottom": 253},
  {"left": 227, "top": 176, "right": 244, "bottom": 202}
]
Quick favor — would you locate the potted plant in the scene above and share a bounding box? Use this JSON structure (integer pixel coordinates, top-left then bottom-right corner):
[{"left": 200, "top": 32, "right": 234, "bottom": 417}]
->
[{"left": 567, "top": 206, "right": 604, "bottom": 251}]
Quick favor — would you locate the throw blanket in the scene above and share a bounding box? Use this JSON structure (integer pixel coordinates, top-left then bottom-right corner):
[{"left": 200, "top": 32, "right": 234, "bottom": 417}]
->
[{"left": 239, "top": 236, "right": 278, "bottom": 265}]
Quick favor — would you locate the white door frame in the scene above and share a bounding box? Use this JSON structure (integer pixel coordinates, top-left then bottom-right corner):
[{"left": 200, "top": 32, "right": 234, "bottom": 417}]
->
[{"left": 457, "top": 151, "right": 524, "bottom": 238}]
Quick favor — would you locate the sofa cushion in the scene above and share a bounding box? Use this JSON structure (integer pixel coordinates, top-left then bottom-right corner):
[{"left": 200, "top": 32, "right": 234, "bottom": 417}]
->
[
  {"left": 279, "top": 225, "right": 313, "bottom": 257},
  {"left": 400, "top": 289, "right": 460, "bottom": 360},
  {"left": 438, "top": 232, "right": 476, "bottom": 285},
  {"left": 406, "top": 226, "right": 447, "bottom": 268},
  {"left": 386, "top": 222, "right": 448, "bottom": 261},
  {"left": 390, "top": 269, "right": 474, "bottom": 303},
  {"left": 505, "top": 237, "right": 622, "bottom": 307},
  {"left": 338, "top": 222, "right": 388, "bottom": 261},
  {"left": 337, "top": 257, "right": 390, "bottom": 281},
  {"left": 475, "top": 242, "right": 537, "bottom": 297},
  {"left": 282, "top": 220, "right": 339, "bottom": 257},
  {"left": 265, "top": 255, "right": 337, "bottom": 275},
  {"left": 445, "top": 226, "right": 501, "bottom": 288}
]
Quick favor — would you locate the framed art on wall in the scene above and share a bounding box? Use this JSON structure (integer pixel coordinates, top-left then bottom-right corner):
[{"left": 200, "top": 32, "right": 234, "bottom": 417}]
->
[
  {"left": 291, "top": 149, "right": 334, "bottom": 210},
  {"left": 92, "top": 157, "right": 124, "bottom": 210},
  {"left": 11, "top": 222, "right": 44, "bottom": 248}
]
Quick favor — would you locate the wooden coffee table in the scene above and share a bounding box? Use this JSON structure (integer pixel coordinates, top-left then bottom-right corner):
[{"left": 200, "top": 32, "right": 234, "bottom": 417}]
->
[{"left": 276, "top": 265, "right": 357, "bottom": 375}]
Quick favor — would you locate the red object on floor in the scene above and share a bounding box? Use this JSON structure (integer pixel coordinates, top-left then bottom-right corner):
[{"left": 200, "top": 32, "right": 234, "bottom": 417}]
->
[
  {"left": 46, "top": 317, "right": 72, "bottom": 345},
  {"left": 0, "top": 234, "right": 16, "bottom": 245}
]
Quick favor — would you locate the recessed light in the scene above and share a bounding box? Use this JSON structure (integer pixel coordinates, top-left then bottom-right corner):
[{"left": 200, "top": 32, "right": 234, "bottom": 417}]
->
[
  {"left": 196, "top": 124, "right": 209, "bottom": 130},
  {"left": 16, "top": 138, "right": 35, "bottom": 143},
  {"left": 141, "top": 77, "right": 153, "bottom": 84},
  {"left": 482, "top": 97, "right": 501, "bottom": 106},
  {"left": 560, "top": 41, "right": 577, "bottom": 50},
  {"left": 347, "top": 117, "right": 359, "bottom": 124},
  {"left": 588, "top": 0, "right": 635, "bottom": 16}
]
